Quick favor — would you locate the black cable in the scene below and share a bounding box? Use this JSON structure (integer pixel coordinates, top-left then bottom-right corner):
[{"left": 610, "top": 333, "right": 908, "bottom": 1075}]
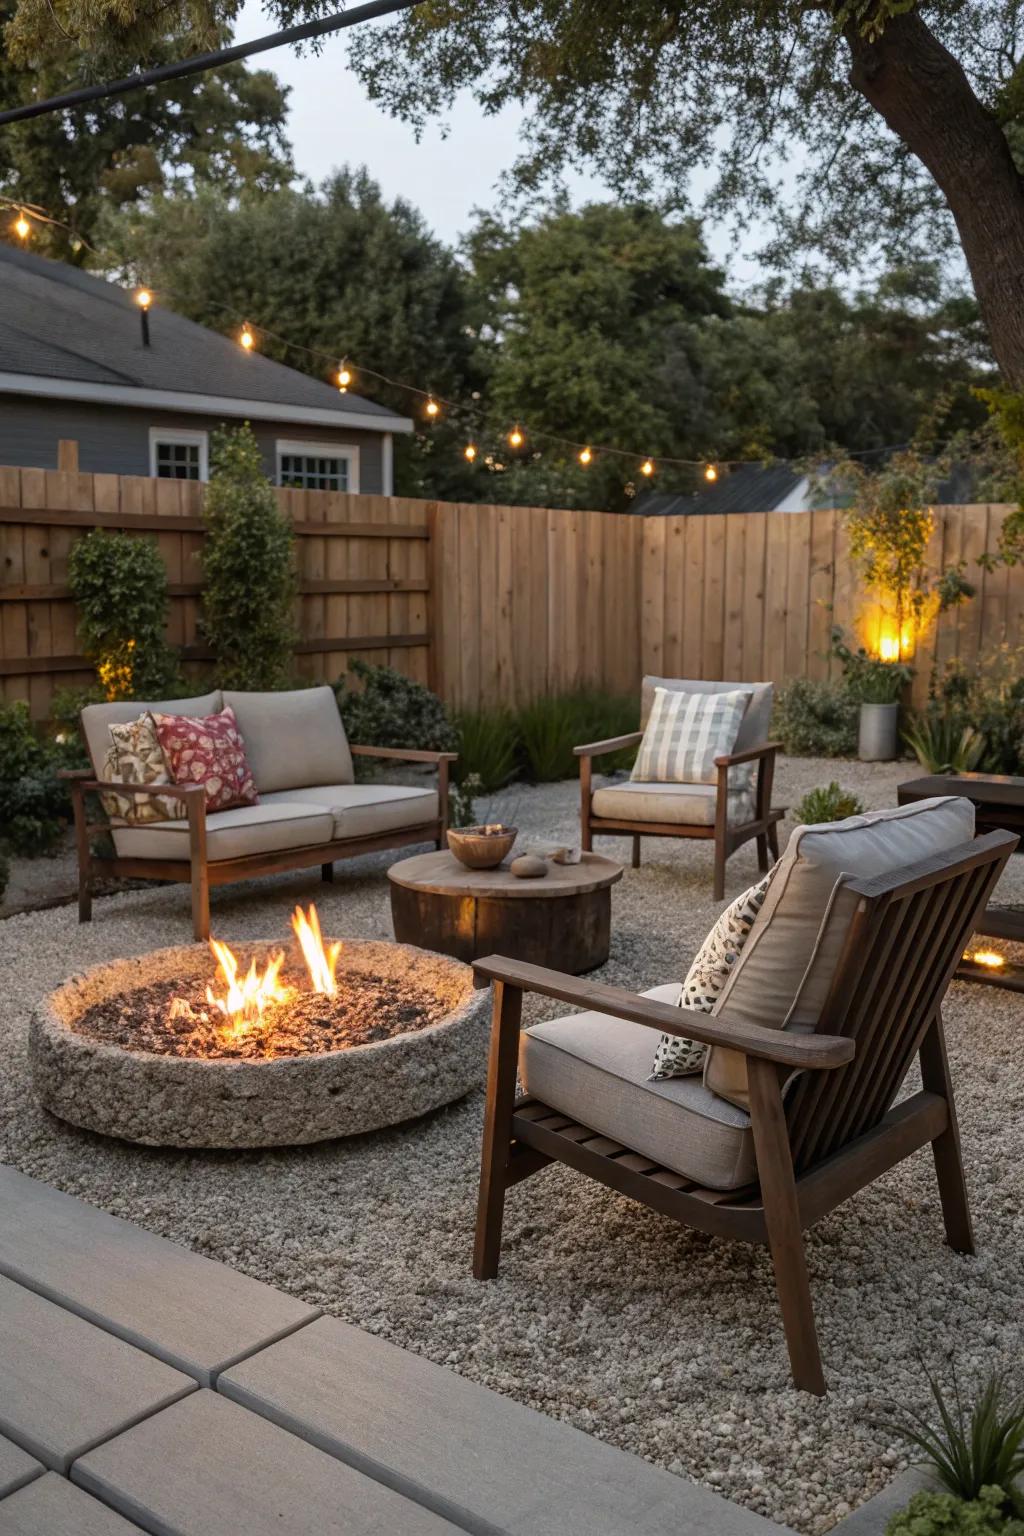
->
[{"left": 0, "top": 0, "right": 422, "bottom": 126}]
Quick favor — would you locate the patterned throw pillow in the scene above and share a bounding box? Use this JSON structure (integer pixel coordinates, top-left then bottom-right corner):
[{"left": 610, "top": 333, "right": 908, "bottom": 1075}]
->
[
  {"left": 151, "top": 705, "right": 259, "bottom": 812},
  {"left": 649, "top": 874, "right": 771, "bottom": 1080},
  {"left": 631, "top": 687, "right": 748, "bottom": 785},
  {"left": 99, "top": 714, "right": 185, "bottom": 826}
]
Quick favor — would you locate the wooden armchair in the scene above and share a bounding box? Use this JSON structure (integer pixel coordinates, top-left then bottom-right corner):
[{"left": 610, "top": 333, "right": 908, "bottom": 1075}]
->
[
  {"left": 472, "top": 828, "right": 1016, "bottom": 1393},
  {"left": 575, "top": 678, "right": 784, "bottom": 900}
]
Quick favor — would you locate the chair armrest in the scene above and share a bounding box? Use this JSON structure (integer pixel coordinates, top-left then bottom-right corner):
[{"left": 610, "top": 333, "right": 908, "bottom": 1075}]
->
[
  {"left": 573, "top": 732, "right": 643, "bottom": 759},
  {"left": 58, "top": 768, "right": 93, "bottom": 781},
  {"left": 713, "top": 740, "right": 782, "bottom": 769},
  {"left": 472, "top": 955, "right": 853, "bottom": 1071},
  {"left": 67, "top": 778, "right": 207, "bottom": 806},
  {"left": 350, "top": 745, "right": 459, "bottom": 764}
]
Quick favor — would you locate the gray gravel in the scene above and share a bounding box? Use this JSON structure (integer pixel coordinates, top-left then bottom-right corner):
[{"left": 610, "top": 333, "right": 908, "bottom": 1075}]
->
[{"left": 1, "top": 755, "right": 1023, "bottom": 1535}]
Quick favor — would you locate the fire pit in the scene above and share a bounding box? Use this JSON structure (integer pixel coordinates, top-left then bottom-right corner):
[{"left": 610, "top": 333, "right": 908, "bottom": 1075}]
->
[{"left": 30, "top": 907, "right": 489, "bottom": 1148}]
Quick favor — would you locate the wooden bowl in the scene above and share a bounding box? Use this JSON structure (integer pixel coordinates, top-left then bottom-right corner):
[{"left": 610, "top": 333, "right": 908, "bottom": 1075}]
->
[{"left": 447, "top": 825, "right": 518, "bottom": 870}]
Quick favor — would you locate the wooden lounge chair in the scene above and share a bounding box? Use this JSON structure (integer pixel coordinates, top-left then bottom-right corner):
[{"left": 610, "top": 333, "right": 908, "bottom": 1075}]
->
[
  {"left": 575, "top": 677, "right": 784, "bottom": 900},
  {"left": 472, "top": 818, "right": 1016, "bottom": 1393}
]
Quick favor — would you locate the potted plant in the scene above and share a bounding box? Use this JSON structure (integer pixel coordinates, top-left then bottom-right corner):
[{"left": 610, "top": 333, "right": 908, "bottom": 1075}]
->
[{"left": 832, "top": 630, "right": 914, "bottom": 762}]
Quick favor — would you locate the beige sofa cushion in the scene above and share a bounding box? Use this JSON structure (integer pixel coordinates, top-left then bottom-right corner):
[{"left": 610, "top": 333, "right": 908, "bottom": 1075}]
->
[
  {"left": 261, "top": 784, "right": 438, "bottom": 839},
  {"left": 112, "top": 802, "right": 334, "bottom": 862},
  {"left": 641, "top": 678, "right": 773, "bottom": 755},
  {"left": 591, "top": 779, "right": 755, "bottom": 827},
  {"left": 521, "top": 984, "right": 756, "bottom": 1191},
  {"left": 704, "top": 795, "right": 977, "bottom": 1108},
  {"left": 82, "top": 691, "right": 223, "bottom": 775},
  {"left": 222, "top": 687, "right": 353, "bottom": 793}
]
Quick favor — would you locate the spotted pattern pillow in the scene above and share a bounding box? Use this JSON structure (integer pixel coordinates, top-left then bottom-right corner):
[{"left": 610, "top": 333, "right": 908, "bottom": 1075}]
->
[
  {"left": 152, "top": 705, "right": 259, "bottom": 812},
  {"left": 100, "top": 714, "right": 184, "bottom": 825},
  {"left": 649, "top": 874, "right": 772, "bottom": 1080}
]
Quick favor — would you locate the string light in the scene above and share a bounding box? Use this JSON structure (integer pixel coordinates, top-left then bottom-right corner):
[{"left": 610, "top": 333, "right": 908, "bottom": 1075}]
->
[
  {"left": 704, "top": 462, "right": 718, "bottom": 482},
  {"left": 337, "top": 360, "right": 352, "bottom": 392},
  {"left": 239, "top": 323, "right": 255, "bottom": 351},
  {"left": 508, "top": 424, "right": 524, "bottom": 449},
  {"left": 13, "top": 212, "right": 30, "bottom": 241},
  {"left": 578, "top": 446, "right": 593, "bottom": 466},
  {"left": 464, "top": 443, "right": 477, "bottom": 462},
  {"left": 134, "top": 288, "right": 151, "bottom": 310},
  {"left": 640, "top": 458, "right": 655, "bottom": 477},
  {"left": 425, "top": 397, "right": 440, "bottom": 419}
]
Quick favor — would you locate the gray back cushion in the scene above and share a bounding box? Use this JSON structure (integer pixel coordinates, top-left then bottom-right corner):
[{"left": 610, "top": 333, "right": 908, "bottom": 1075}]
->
[
  {"left": 640, "top": 678, "right": 773, "bottom": 754},
  {"left": 82, "top": 691, "right": 223, "bottom": 774},
  {"left": 222, "top": 687, "right": 353, "bottom": 793}
]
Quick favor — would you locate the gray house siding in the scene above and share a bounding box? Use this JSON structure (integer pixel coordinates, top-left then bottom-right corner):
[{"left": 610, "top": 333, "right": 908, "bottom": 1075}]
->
[{"left": 0, "top": 397, "right": 385, "bottom": 492}]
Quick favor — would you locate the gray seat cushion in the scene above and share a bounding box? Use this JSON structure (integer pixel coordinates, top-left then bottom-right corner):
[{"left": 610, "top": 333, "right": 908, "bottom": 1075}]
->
[
  {"left": 112, "top": 803, "right": 335, "bottom": 862},
  {"left": 591, "top": 780, "right": 754, "bottom": 826},
  {"left": 520, "top": 984, "right": 756, "bottom": 1192},
  {"left": 260, "top": 784, "right": 438, "bottom": 839},
  {"left": 640, "top": 678, "right": 773, "bottom": 755},
  {"left": 222, "top": 687, "right": 353, "bottom": 793},
  {"left": 82, "top": 692, "right": 223, "bottom": 776}
]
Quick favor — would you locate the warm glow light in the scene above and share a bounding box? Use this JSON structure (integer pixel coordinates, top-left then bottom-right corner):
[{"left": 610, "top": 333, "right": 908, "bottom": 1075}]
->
[
  {"left": 205, "top": 940, "right": 292, "bottom": 1035},
  {"left": 508, "top": 424, "right": 524, "bottom": 448},
  {"left": 13, "top": 213, "right": 30, "bottom": 241},
  {"left": 464, "top": 443, "right": 477, "bottom": 461},
  {"left": 578, "top": 446, "right": 592, "bottom": 466},
  {"left": 704, "top": 462, "right": 718, "bottom": 482},
  {"left": 425, "top": 397, "right": 440, "bottom": 419},
  {"left": 640, "top": 458, "right": 655, "bottom": 477},
  {"left": 337, "top": 363, "right": 352, "bottom": 392},
  {"left": 240, "top": 324, "right": 255, "bottom": 351},
  {"left": 964, "top": 949, "right": 1006, "bottom": 969},
  {"left": 874, "top": 617, "right": 915, "bottom": 662},
  {"left": 879, "top": 634, "right": 900, "bottom": 662},
  {"left": 135, "top": 288, "right": 152, "bottom": 310},
  {"left": 291, "top": 905, "right": 341, "bottom": 994}
]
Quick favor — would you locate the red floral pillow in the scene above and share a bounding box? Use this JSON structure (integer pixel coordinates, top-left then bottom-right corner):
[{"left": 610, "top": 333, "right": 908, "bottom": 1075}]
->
[{"left": 151, "top": 706, "right": 259, "bottom": 812}]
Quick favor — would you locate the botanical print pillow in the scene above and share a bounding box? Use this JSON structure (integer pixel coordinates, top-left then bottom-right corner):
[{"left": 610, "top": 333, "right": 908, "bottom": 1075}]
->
[
  {"left": 649, "top": 874, "right": 771, "bottom": 1080},
  {"left": 100, "top": 714, "right": 184, "bottom": 825},
  {"left": 151, "top": 705, "right": 259, "bottom": 812},
  {"left": 632, "top": 686, "right": 748, "bottom": 785}
]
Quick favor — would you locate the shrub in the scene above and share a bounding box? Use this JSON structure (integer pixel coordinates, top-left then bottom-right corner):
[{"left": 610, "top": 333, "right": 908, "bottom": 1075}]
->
[
  {"left": 48, "top": 685, "right": 103, "bottom": 772},
  {"left": 932, "top": 647, "right": 1024, "bottom": 777},
  {"left": 0, "top": 701, "right": 68, "bottom": 856},
  {"left": 886, "top": 1366, "right": 1024, "bottom": 1510},
  {"left": 335, "top": 660, "right": 458, "bottom": 753},
  {"left": 833, "top": 629, "right": 914, "bottom": 705},
  {"left": 773, "top": 677, "right": 860, "bottom": 757},
  {"left": 0, "top": 844, "right": 9, "bottom": 902},
  {"left": 448, "top": 773, "right": 482, "bottom": 828},
  {"left": 516, "top": 689, "right": 639, "bottom": 782},
  {"left": 68, "top": 530, "right": 180, "bottom": 700},
  {"left": 794, "top": 782, "right": 864, "bottom": 824},
  {"left": 201, "top": 425, "right": 296, "bottom": 690},
  {"left": 903, "top": 714, "right": 987, "bottom": 775},
  {"left": 887, "top": 1485, "right": 1024, "bottom": 1535},
  {"left": 454, "top": 709, "right": 521, "bottom": 793}
]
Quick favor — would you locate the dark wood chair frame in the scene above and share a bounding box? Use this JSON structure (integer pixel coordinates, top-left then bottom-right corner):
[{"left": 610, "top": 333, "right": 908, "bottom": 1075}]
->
[
  {"left": 62, "top": 744, "right": 456, "bottom": 942},
  {"left": 575, "top": 732, "right": 785, "bottom": 900},
  {"left": 472, "top": 829, "right": 1017, "bottom": 1393}
]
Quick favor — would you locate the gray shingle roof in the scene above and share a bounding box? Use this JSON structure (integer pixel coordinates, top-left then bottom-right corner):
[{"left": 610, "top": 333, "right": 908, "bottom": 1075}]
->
[
  {"left": 635, "top": 465, "right": 803, "bottom": 516},
  {"left": 0, "top": 245, "right": 410, "bottom": 429}
]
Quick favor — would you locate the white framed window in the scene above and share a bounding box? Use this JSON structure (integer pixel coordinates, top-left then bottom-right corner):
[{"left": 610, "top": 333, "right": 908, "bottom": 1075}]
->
[
  {"left": 276, "top": 439, "right": 360, "bottom": 493},
  {"left": 149, "top": 428, "right": 209, "bottom": 481}
]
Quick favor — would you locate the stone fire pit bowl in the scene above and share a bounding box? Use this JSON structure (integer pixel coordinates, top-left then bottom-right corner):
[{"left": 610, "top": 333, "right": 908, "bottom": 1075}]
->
[{"left": 29, "top": 939, "right": 491, "bottom": 1149}]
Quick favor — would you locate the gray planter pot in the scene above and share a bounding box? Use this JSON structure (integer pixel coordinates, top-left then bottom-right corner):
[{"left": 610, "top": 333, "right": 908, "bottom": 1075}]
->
[{"left": 858, "top": 701, "right": 900, "bottom": 762}]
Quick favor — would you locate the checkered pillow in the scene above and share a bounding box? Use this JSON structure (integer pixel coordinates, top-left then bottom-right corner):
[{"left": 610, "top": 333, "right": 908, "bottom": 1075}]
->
[{"left": 631, "top": 687, "right": 748, "bottom": 785}]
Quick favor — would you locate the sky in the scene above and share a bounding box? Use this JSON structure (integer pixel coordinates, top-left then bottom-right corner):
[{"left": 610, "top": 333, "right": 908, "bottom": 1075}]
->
[{"left": 234, "top": 0, "right": 766, "bottom": 286}]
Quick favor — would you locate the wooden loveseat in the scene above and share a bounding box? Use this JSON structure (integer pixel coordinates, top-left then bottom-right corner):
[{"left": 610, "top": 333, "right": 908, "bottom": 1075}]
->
[{"left": 67, "top": 686, "right": 455, "bottom": 939}]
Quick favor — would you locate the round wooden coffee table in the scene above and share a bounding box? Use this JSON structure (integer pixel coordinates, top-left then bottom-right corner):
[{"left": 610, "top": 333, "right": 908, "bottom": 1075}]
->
[{"left": 388, "top": 850, "right": 623, "bottom": 975}]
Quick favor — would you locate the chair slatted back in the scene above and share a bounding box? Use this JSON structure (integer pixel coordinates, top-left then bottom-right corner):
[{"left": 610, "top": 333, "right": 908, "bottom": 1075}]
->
[{"left": 785, "top": 831, "right": 1016, "bottom": 1175}]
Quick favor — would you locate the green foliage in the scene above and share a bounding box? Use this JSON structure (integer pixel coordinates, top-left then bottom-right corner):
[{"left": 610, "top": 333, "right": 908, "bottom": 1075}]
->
[
  {"left": 516, "top": 690, "right": 639, "bottom": 783},
  {"left": 832, "top": 630, "right": 914, "bottom": 704},
  {"left": 794, "top": 782, "right": 865, "bottom": 824},
  {"left": 47, "top": 685, "right": 104, "bottom": 771},
  {"left": 928, "top": 648, "right": 1024, "bottom": 776},
  {"left": 447, "top": 773, "right": 482, "bottom": 829},
  {"left": 0, "top": 843, "right": 9, "bottom": 902},
  {"left": 67, "top": 530, "right": 179, "bottom": 701},
  {"left": 454, "top": 710, "right": 521, "bottom": 794},
  {"left": 0, "top": 701, "right": 68, "bottom": 856},
  {"left": 334, "top": 661, "right": 458, "bottom": 753},
  {"left": 773, "top": 677, "right": 860, "bottom": 757},
  {"left": 886, "top": 1366, "right": 1024, "bottom": 1509},
  {"left": 976, "top": 389, "right": 1024, "bottom": 570},
  {"left": 887, "top": 1485, "right": 1024, "bottom": 1536},
  {"left": 200, "top": 425, "right": 296, "bottom": 690},
  {"left": 903, "top": 714, "right": 987, "bottom": 775}
]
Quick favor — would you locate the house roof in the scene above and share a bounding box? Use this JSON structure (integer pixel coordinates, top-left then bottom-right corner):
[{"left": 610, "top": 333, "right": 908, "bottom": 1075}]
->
[
  {"left": 634, "top": 460, "right": 978, "bottom": 516},
  {"left": 0, "top": 245, "right": 412, "bottom": 434}
]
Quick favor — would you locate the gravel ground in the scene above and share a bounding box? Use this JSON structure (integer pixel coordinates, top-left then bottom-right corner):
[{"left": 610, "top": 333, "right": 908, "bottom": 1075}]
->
[{"left": 2, "top": 755, "right": 1023, "bottom": 1534}]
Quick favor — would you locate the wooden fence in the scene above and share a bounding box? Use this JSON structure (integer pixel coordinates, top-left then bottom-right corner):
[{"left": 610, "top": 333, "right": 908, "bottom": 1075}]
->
[{"left": 1, "top": 455, "right": 1021, "bottom": 718}]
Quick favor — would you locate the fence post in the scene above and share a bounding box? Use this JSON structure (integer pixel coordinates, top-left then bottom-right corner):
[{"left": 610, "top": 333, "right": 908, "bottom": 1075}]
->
[{"left": 57, "top": 440, "right": 79, "bottom": 473}]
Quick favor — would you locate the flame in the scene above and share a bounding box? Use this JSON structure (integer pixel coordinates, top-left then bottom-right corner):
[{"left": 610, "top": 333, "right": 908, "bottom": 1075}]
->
[
  {"left": 291, "top": 904, "right": 342, "bottom": 995},
  {"left": 963, "top": 949, "right": 1006, "bottom": 969},
  {"left": 205, "top": 939, "right": 292, "bottom": 1034}
]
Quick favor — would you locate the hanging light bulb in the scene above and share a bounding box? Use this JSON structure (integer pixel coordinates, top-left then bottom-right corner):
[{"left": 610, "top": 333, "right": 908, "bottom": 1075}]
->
[
  {"left": 640, "top": 458, "right": 655, "bottom": 477},
  {"left": 240, "top": 323, "right": 255, "bottom": 351},
  {"left": 508, "top": 424, "right": 524, "bottom": 448},
  {"left": 578, "top": 446, "right": 593, "bottom": 466},
  {"left": 337, "top": 360, "right": 352, "bottom": 392},
  {"left": 464, "top": 443, "right": 477, "bottom": 462},
  {"left": 13, "top": 212, "right": 30, "bottom": 241},
  {"left": 425, "top": 397, "right": 440, "bottom": 419},
  {"left": 704, "top": 462, "right": 718, "bottom": 482},
  {"left": 135, "top": 288, "right": 152, "bottom": 310}
]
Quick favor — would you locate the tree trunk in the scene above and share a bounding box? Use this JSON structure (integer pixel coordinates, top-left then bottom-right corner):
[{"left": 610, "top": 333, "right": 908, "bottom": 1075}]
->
[{"left": 845, "top": 8, "right": 1024, "bottom": 387}]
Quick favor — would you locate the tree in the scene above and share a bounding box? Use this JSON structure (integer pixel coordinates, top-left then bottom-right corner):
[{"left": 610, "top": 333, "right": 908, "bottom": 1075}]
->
[{"left": 0, "top": 0, "right": 292, "bottom": 260}]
